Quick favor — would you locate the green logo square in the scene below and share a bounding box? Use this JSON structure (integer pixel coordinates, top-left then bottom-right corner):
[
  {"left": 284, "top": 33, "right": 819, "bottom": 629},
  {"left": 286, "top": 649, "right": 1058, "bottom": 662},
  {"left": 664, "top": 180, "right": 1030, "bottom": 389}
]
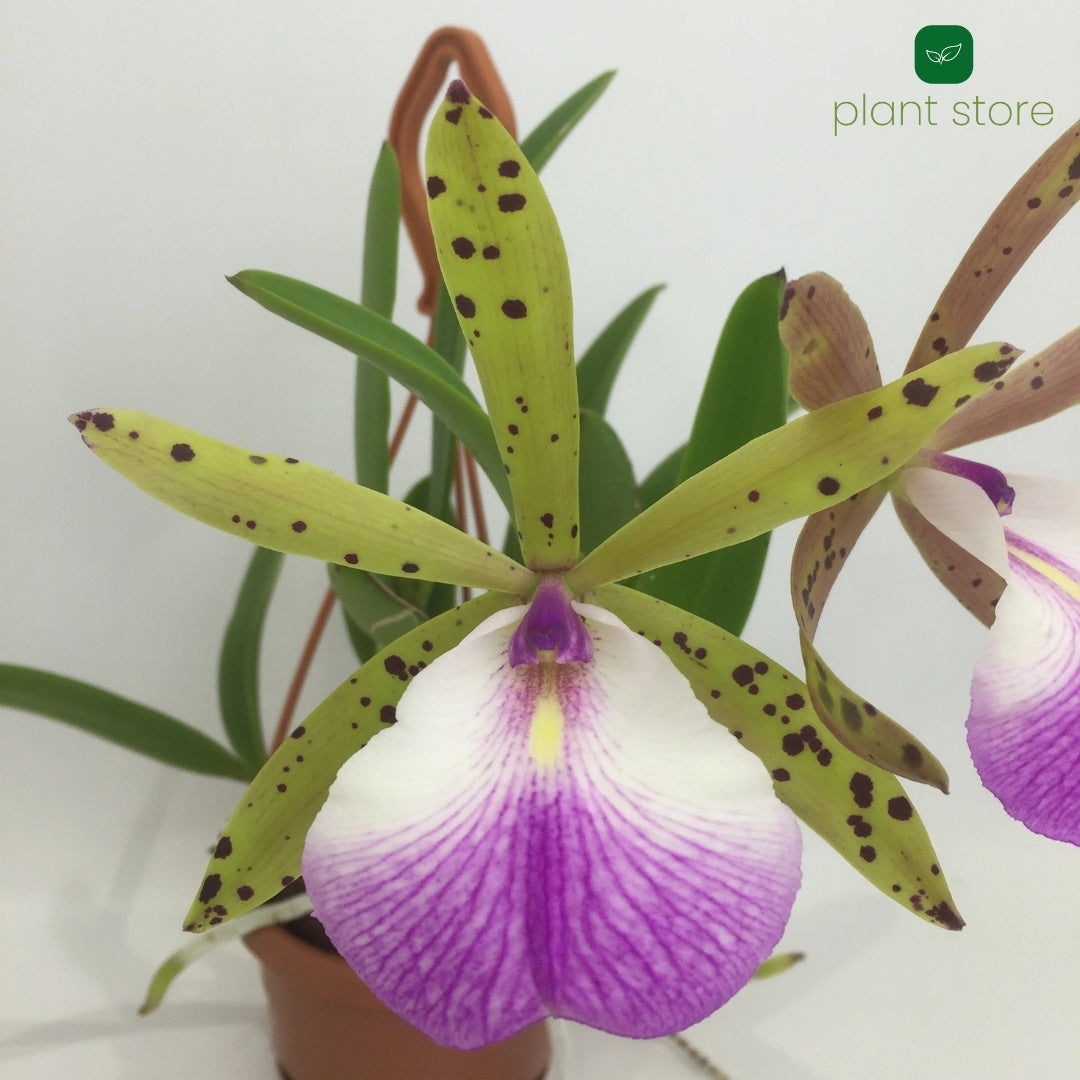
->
[{"left": 915, "top": 25, "right": 973, "bottom": 83}]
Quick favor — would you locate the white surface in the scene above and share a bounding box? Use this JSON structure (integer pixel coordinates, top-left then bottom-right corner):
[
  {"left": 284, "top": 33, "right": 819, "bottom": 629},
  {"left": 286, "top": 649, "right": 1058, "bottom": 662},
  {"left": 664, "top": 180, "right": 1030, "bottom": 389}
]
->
[{"left": 3, "top": 2, "right": 1079, "bottom": 1077}]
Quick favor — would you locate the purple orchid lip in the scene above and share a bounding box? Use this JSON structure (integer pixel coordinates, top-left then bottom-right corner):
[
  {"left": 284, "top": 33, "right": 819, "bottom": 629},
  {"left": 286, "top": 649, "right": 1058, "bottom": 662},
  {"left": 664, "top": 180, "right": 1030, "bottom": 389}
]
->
[
  {"left": 926, "top": 451, "right": 1015, "bottom": 516},
  {"left": 508, "top": 576, "right": 594, "bottom": 666}
]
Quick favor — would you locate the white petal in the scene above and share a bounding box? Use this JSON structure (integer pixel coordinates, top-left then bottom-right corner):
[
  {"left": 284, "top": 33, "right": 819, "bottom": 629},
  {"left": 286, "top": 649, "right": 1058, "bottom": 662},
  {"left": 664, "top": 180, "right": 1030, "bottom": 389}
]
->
[
  {"left": 903, "top": 468, "right": 1080, "bottom": 843},
  {"left": 970, "top": 476, "right": 1080, "bottom": 843},
  {"left": 302, "top": 601, "right": 801, "bottom": 1048}
]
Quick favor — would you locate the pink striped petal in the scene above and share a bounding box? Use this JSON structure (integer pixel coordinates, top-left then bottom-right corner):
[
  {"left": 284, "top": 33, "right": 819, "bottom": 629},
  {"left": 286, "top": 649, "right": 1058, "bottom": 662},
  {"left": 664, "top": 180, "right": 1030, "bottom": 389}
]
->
[
  {"left": 302, "top": 600, "right": 801, "bottom": 1049},
  {"left": 901, "top": 468, "right": 1080, "bottom": 843}
]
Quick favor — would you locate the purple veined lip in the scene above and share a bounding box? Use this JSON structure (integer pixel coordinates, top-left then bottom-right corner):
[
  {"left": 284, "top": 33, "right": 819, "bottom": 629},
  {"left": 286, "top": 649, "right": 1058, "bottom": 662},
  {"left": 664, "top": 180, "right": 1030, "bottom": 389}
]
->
[
  {"left": 508, "top": 576, "right": 594, "bottom": 667},
  {"left": 926, "top": 451, "right": 1015, "bottom": 516}
]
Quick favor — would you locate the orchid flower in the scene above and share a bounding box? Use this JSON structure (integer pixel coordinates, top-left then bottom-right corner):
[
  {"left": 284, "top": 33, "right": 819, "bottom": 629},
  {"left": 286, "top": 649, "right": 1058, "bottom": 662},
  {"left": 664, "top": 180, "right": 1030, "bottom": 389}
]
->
[
  {"left": 778, "top": 118, "right": 1080, "bottom": 843},
  {"left": 73, "top": 81, "right": 1015, "bottom": 1048}
]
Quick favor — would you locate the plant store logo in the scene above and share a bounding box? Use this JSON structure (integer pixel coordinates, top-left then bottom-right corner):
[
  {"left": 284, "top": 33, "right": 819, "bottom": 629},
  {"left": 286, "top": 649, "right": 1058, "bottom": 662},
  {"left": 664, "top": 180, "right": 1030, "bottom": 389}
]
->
[{"left": 915, "top": 25, "right": 973, "bottom": 84}]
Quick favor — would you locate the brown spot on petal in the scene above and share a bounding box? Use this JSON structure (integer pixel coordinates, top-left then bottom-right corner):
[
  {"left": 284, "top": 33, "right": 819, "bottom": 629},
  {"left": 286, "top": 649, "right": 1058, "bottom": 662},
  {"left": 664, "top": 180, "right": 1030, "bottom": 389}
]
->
[
  {"left": 502, "top": 299, "right": 527, "bottom": 319},
  {"left": 198, "top": 874, "right": 222, "bottom": 903},
  {"left": 975, "top": 359, "right": 1013, "bottom": 382},
  {"left": 451, "top": 237, "right": 476, "bottom": 259},
  {"left": 171, "top": 443, "right": 196, "bottom": 462},
  {"left": 455, "top": 295, "right": 476, "bottom": 318},
  {"left": 498, "top": 160, "right": 521, "bottom": 178},
  {"left": 498, "top": 194, "right": 527, "bottom": 213},
  {"left": 902, "top": 378, "right": 939, "bottom": 406},
  {"left": 426, "top": 176, "right": 446, "bottom": 198}
]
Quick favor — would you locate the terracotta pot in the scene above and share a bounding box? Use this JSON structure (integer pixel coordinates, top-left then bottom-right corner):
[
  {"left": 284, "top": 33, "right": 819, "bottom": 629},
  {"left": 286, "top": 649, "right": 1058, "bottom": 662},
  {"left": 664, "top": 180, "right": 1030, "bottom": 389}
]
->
[{"left": 244, "top": 922, "right": 552, "bottom": 1080}]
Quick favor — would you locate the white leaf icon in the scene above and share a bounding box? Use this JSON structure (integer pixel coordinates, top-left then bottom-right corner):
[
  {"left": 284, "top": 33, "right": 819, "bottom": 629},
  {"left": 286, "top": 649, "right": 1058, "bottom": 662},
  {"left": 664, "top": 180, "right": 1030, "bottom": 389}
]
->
[
  {"left": 925, "top": 49, "right": 943, "bottom": 64},
  {"left": 940, "top": 43, "right": 962, "bottom": 62}
]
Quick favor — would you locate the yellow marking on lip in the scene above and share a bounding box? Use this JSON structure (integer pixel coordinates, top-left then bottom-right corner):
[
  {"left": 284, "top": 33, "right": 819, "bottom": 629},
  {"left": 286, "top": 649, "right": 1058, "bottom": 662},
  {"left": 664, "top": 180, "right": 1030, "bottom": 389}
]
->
[
  {"left": 528, "top": 662, "right": 565, "bottom": 770},
  {"left": 1008, "top": 545, "right": 1080, "bottom": 602}
]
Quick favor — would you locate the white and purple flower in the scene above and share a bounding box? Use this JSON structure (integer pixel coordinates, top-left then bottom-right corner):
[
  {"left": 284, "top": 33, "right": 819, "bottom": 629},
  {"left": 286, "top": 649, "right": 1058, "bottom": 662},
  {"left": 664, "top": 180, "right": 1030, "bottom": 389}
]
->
[
  {"left": 73, "top": 81, "right": 1011, "bottom": 1047},
  {"left": 779, "top": 115, "right": 1080, "bottom": 842}
]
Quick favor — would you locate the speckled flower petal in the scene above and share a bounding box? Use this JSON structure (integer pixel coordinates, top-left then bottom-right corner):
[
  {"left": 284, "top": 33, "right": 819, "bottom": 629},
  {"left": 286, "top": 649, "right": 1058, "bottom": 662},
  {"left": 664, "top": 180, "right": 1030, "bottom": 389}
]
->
[
  {"left": 779, "top": 273, "right": 883, "bottom": 410},
  {"left": 930, "top": 326, "right": 1080, "bottom": 451},
  {"left": 594, "top": 585, "right": 963, "bottom": 931},
  {"left": 182, "top": 591, "right": 518, "bottom": 932},
  {"left": 426, "top": 82, "right": 579, "bottom": 571},
  {"left": 789, "top": 490, "right": 948, "bottom": 789},
  {"left": 568, "top": 341, "right": 1021, "bottom": 592},
  {"left": 893, "top": 491, "right": 1004, "bottom": 629},
  {"left": 906, "top": 119, "right": 1080, "bottom": 374},
  {"left": 303, "top": 602, "right": 801, "bottom": 1049},
  {"left": 71, "top": 409, "right": 529, "bottom": 592},
  {"left": 900, "top": 470, "right": 1080, "bottom": 843}
]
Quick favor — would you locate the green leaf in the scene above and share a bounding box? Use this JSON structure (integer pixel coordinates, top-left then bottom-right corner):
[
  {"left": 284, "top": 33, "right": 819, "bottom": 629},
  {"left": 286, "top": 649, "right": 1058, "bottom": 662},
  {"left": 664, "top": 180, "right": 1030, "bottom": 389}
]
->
[
  {"left": 519, "top": 70, "right": 616, "bottom": 174},
  {"left": 577, "top": 284, "right": 664, "bottom": 415},
  {"left": 568, "top": 340, "right": 1023, "bottom": 593},
  {"left": 73, "top": 409, "right": 531, "bottom": 593},
  {"left": 428, "top": 282, "right": 468, "bottom": 522},
  {"left": 217, "top": 546, "right": 283, "bottom": 768},
  {"left": 354, "top": 141, "right": 401, "bottom": 492},
  {"left": 226, "top": 270, "right": 510, "bottom": 506},
  {"left": 328, "top": 564, "right": 425, "bottom": 652},
  {"left": 0, "top": 664, "right": 249, "bottom": 780},
  {"left": 182, "top": 590, "right": 519, "bottom": 931},
  {"left": 426, "top": 85, "right": 580, "bottom": 571},
  {"left": 578, "top": 408, "right": 637, "bottom": 555},
  {"left": 633, "top": 271, "right": 789, "bottom": 633},
  {"left": 140, "top": 893, "right": 313, "bottom": 1015},
  {"left": 593, "top": 586, "right": 963, "bottom": 931}
]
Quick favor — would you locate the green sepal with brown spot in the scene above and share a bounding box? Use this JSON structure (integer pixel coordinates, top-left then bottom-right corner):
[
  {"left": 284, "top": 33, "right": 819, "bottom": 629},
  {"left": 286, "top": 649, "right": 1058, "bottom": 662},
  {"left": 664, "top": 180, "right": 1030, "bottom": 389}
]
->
[
  {"left": 797, "top": 632, "right": 949, "bottom": 791},
  {"left": 592, "top": 585, "right": 964, "bottom": 931},
  {"left": 71, "top": 409, "right": 531, "bottom": 592},
  {"left": 426, "top": 82, "right": 580, "bottom": 571},
  {"left": 182, "top": 590, "right": 520, "bottom": 932},
  {"left": 907, "top": 118, "right": 1080, "bottom": 374},
  {"left": 568, "top": 341, "right": 1022, "bottom": 592},
  {"left": 789, "top": 491, "right": 949, "bottom": 790}
]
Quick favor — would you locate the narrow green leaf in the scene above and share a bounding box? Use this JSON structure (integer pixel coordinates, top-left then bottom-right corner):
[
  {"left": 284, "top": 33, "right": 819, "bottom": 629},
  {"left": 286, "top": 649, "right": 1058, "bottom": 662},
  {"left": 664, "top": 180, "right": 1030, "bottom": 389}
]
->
[
  {"left": 638, "top": 444, "right": 685, "bottom": 510},
  {"left": 182, "top": 591, "right": 519, "bottom": 931},
  {"left": 569, "top": 340, "right": 1023, "bottom": 593},
  {"left": 73, "top": 409, "right": 530, "bottom": 593},
  {"left": 578, "top": 408, "right": 638, "bottom": 555},
  {"left": 140, "top": 893, "right": 313, "bottom": 1014},
  {"left": 753, "top": 952, "right": 806, "bottom": 980},
  {"left": 594, "top": 586, "right": 963, "bottom": 931},
  {"left": 577, "top": 285, "right": 664, "bottom": 415},
  {"left": 227, "top": 270, "right": 510, "bottom": 506},
  {"left": 354, "top": 142, "right": 401, "bottom": 492},
  {"left": 427, "top": 85, "right": 580, "bottom": 571},
  {"left": 634, "top": 271, "right": 788, "bottom": 633},
  {"left": 328, "top": 564, "right": 425, "bottom": 652},
  {"left": 0, "top": 664, "right": 250, "bottom": 780},
  {"left": 428, "top": 282, "right": 467, "bottom": 522},
  {"left": 519, "top": 71, "right": 616, "bottom": 173},
  {"left": 217, "top": 546, "right": 283, "bottom": 768},
  {"left": 361, "top": 142, "right": 401, "bottom": 320}
]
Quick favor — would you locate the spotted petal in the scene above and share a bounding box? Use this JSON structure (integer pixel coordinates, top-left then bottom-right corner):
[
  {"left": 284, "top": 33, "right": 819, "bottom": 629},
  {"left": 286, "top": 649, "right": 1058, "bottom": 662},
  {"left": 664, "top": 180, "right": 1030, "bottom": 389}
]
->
[
  {"left": 303, "top": 601, "right": 801, "bottom": 1048},
  {"left": 906, "top": 118, "right": 1080, "bottom": 373},
  {"left": 426, "top": 82, "right": 579, "bottom": 570},
  {"left": 929, "top": 325, "right": 1080, "bottom": 451},
  {"left": 900, "top": 469, "right": 1080, "bottom": 844},
  {"left": 568, "top": 341, "right": 1021, "bottom": 592},
  {"left": 71, "top": 409, "right": 529, "bottom": 592},
  {"left": 780, "top": 272, "right": 883, "bottom": 410}
]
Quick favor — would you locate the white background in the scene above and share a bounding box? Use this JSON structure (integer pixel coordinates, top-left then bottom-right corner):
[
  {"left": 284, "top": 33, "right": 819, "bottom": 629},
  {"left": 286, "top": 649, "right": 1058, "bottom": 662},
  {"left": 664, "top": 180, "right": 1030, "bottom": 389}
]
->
[{"left": 3, "top": 1, "right": 1078, "bottom": 1077}]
